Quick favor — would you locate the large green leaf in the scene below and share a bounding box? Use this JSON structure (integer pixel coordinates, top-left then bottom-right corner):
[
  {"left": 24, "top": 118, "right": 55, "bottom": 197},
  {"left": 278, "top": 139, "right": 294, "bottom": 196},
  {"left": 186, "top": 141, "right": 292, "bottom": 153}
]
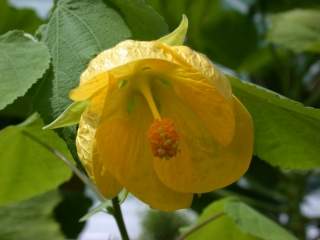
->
[
  {"left": 0, "top": 114, "right": 72, "bottom": 206},
  {"left": 0, "top": 30, "right": 50, "bottom": 111},
  {"left": 35, "top": 0, "right": 169, "bottom": 122},
  {"left": 0, "top": 0, "right": 43, "bottom": 35},
  {"left": 35, "top": 0, "right": 131, "bottom": 121},
  {"left": 229, "top": 75, "right": 320, "bottom": 169},
  {"left": 268, "top": 9, "right": 320, "bottom": 53},
  {"left": 0, "top": 191, "right": 64, "bottom": 240},
  {"left": 106, "top": 0, "right": 168, "bottom": 40},
  {"left": 186, "top": 198, "right": 297, "bottom": 240},
  {"left": 225, "top": 201, "right": 296, "bottom": 240}
]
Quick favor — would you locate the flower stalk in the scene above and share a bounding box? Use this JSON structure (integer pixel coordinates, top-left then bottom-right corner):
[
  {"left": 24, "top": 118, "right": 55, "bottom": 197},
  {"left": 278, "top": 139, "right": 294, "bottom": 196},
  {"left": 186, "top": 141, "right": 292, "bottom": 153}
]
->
[{"left": 111, "top": 197, "right": 130, "bottom": 240}]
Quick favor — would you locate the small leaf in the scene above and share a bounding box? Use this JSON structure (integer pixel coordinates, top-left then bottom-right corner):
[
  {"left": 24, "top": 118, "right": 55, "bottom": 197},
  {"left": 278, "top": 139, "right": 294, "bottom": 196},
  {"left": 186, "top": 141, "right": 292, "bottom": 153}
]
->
[
  {"left": 0, "top": 114, "right": 73, "bottom": 206},
  {"left": 0, "top": 191, "right": 64, "bottom": 240},
  {"left": 79, "top": 189, "right": 129, "bottom": 222},
  {"left": 79, "top": 200, "right": 112, "bottom": 222},
  {"left": 158, "top": 15, "right": 188, "bottom": 45},
  {"left": 43, "top": 101, "right": 89, "bottom": 129},
  {"left": 229, "top": 75, "right": 320, "bottom": 169},
  {"left": 0, "top": 30, "right": 50, "bottom": 110},
  {"left": 118, "top": 189, "right": 129, "bottom": 204},
  {"left": 268, "top": 9, "right": 320, "bottom": 53}
]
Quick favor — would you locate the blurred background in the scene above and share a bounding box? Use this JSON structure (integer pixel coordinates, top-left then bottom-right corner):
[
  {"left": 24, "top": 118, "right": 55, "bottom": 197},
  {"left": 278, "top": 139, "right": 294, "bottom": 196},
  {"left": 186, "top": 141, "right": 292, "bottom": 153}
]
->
[{"left": 1, "top": 0, "right": 320, "bottom": 239}]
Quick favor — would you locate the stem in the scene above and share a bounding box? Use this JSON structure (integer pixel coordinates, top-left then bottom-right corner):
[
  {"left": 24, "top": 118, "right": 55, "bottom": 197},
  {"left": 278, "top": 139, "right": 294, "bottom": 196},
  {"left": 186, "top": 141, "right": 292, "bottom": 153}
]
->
[
  {"left": 177, "top": 212, "right": 224, "bottom": 240},
  {"left": 112, "top": 197, "right": 130, "bottom": 240}
]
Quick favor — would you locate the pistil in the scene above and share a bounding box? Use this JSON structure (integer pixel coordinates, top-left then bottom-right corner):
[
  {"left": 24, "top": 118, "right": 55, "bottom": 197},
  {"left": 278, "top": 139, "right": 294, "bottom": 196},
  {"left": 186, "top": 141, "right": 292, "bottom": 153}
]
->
[
  {"left": 139, "top": 81, "right": 161, "bottom": 119},
  {"left": 139, "top": 80, "right": 180, "bottom": 159}
]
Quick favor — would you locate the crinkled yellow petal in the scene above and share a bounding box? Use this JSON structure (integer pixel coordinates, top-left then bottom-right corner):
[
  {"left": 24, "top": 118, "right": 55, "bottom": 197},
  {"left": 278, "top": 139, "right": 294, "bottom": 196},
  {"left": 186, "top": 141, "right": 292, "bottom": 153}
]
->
[
  {"left": 95, "top": 93, "right": 193, "bottom": 211},
  {"left": 153, "top": 81, "right": 253, "bottom": 193},
  {"left": 167, "top": 45, "right": 232, "bottom": 99},
  {"left": 79, "top": 40, "right": 231, "bottom": 99},
  {"left": 76, "top": 88, "right": 122, "bottom": 198},
  {"left": 172, "top": 76, "right": 235, "bottom": 146}
]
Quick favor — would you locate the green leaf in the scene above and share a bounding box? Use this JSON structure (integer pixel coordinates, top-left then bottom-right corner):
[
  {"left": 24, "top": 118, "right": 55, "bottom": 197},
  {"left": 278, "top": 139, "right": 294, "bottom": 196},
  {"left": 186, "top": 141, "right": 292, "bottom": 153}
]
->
[
  {"left": 43, "top": 101, "right": 89, "bottom": 129},
  {"left": 225, "top": 200, "right": 297, "bottom": 240},
  {"left": 186, "top": 198, "right": 297, "bottom": 240},
  {"left": 0, "top": 114, "right": 72, "bottom": 206},
  {"left": 0, "top": 191, "right": 64, "bottom": 240},
  {"left": 185, "top": 198, "right": 256, "bottom": 240},
  {"left": 0, "top": 30, "right": 50, "bottom": 111},
  {"left": 106, "top": 0, "right": 168, "bottom": 40},
  {"left": 158, "top": 15, "right": 188, "bottom": 45},
  {"left": 35, "top": 0, "right": 131, "bottom": 121},
  {"left": 229, "top": 76, "right": 320, "bottom": 169},
  {"left": 0, "top": 0, "right": 43, "bottom": 35},
  {"left": 268, "top": 9, "right": 320, "bottom": 53}
]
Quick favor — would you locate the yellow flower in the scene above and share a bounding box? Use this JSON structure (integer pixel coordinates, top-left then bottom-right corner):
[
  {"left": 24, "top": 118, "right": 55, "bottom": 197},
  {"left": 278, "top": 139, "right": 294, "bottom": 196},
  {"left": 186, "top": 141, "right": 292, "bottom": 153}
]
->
[{"left": 69, "top": 31, "right": 253, "bottom": 211}]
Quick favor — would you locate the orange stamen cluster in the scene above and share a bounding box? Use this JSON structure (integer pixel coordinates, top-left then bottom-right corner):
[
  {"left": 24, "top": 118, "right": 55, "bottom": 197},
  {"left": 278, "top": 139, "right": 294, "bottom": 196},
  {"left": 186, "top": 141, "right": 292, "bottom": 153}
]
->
[{"left": 148, "top": 118, "right": 179, "bottom": 159}]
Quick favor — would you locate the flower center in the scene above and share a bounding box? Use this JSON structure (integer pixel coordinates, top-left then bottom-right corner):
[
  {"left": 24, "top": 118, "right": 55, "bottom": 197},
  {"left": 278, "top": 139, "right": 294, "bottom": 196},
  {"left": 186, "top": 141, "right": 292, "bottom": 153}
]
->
[
  {"left": 139, "top": 80, "right": 179, "bottom": 159},
  {"left": 148, "top": 118, "right": 179, "bottom": 159}
]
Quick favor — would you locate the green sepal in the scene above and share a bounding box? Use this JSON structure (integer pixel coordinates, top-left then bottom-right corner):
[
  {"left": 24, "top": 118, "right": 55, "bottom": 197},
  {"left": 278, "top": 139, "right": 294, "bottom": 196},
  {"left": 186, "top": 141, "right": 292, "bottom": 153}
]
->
[
  {"left": 43, "top": 101, "right": 89, "bottom": 130},
  {"left": 79, "top": 200, "right": 112, "bottom": 222},
  {"left": 157, "top": 14, "right": 188, "bottom": 46},
  {"left": 79, "top": 189, "right": 129, "bottom": 222}
]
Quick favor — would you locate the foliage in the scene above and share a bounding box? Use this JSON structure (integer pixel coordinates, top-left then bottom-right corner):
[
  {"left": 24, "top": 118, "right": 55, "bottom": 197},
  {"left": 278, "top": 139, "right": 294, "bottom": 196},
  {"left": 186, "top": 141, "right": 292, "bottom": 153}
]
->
[
  {"left": 0, "top": 191, "right": 64, "bottom": 240},
  {"left": 0, "top": 114, "right": 72, "bottom": 206},
  {"left": 230, "top": 76, "right": 320, "bottom": 169},
  {"left": 147, "top": 0, "right": 259, "bottom": 69},
  {"left": 0, "top": 30, "right": 50, "bottom": 111},
  {"left": 105, "top": 0, "right": 168, "bottom": 40},
  {"left": 0, "top": 0, "right": 43, "bottom": 35},
  {"left": 35, "top": 0, "right": 131, "bottom": 121},
  {"left": 268, "top": 9, "right": 320, "bottom": 53}
]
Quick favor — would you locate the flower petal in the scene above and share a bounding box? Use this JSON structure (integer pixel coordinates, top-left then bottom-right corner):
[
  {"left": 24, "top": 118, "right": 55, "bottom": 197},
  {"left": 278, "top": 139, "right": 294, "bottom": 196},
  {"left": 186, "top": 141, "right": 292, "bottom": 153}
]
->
[
  {"left": 153, "top": 82, "right": 253, "bottom": 193},
  {"left": 91, "top": 148, "right": 123, "bottom": 198},
  {"left": 80, "top": 40, "right": 231, "bottom": 99},
  {"left": 95, "top": 93, "right": 193, "bottom": 211},
  {"left": 172, "top": 77, "right": 235, "bottom": 145},
  {"left": 169, "top": 45, "right": 232, "bottom": 99},
  {"left": 76, "top": 89, "right": 122, "bottom": 198}
]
